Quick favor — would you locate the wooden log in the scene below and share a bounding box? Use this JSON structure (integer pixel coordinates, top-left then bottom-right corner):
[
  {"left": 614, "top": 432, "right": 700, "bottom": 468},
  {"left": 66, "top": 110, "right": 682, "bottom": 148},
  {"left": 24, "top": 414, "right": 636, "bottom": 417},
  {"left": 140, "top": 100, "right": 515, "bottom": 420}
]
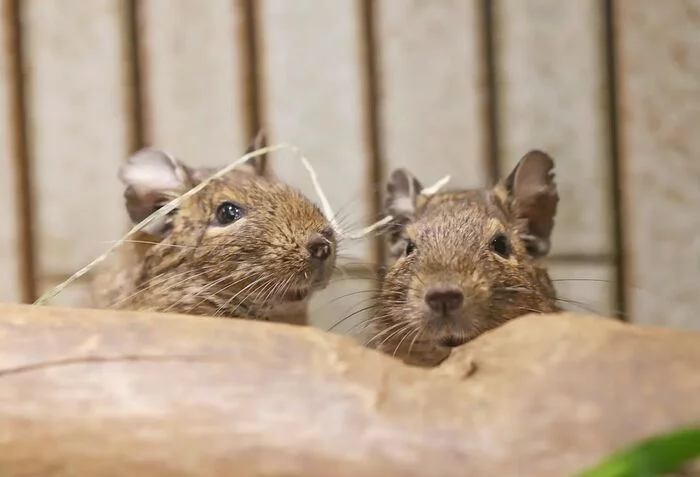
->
[{"left": 0, "top": 303, "right": 698, "bottom": 476}]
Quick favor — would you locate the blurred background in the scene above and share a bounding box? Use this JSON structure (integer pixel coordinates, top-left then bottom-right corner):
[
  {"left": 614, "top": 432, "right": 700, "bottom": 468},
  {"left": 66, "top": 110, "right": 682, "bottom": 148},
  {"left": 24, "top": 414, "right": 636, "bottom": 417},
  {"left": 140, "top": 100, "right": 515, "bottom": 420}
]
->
[{"left": 0, "top": 0, "right": 698, "bottom": 334}]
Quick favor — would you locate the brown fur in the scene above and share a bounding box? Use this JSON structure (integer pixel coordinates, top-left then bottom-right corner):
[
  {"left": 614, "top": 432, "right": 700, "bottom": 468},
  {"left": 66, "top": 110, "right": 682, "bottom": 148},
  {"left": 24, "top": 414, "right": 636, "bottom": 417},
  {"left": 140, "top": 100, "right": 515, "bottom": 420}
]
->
[
  {"left": 369, "top": 150, "right": 561, "bottom": 367},
  {"left": 91, "top": 135, "right": 337, "bottom": 325}
]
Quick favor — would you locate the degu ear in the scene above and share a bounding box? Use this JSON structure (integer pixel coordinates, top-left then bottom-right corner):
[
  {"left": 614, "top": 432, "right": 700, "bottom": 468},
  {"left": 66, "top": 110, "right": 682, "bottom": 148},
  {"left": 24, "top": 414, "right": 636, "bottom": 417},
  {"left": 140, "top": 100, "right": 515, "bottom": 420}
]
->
[
  {"left": 496, "top": 150, "right": 559, "bottom": 257},
  {"left": 382, "top": 168, "right": 423, "bottom": 250},
  {"left": 118, "top": 148, "right": 197, "bottom": 237},
  {"left": 235, "top": 129, "right": 266, "bottom": 176}
]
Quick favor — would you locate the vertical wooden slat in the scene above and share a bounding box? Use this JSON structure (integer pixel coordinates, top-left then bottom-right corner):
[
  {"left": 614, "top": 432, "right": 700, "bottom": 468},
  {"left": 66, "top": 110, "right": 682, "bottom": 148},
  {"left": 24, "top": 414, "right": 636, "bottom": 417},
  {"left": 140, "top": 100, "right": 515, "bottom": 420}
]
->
[
  {"left": 359, "top": 0, "right": 385, "bottom": 270},
  {"left": 239, "top": 0, "right": 266, "bottom": 173},
  {"left": 480, "top": 0, "right": 502, "bottom": 184},
  {"left": 0, "top": 0, "right": 25, "bottom": 302},
  {"left": 0, "top": 0, "right": 22, "bottom": 302},
  {"left": 376, "top": 0, "right": 488, "bottom": 190},
  {"left": 616, "top": 0, "right": 700, "bottom": 330},
  {"left": 602, "top": 0, "right": 627, "bottom": 320},
  {"left": 258, "top": 0, "right": 372, "bottom": 264},
  {"left": 139, "top": 0, "right": 248, "bottom": 167},
  {"left": 123, "top": 0, "right": 146, "bottom": 153},
  {"left": 0, "top": 139, "right": 17, "bottom": 301},
  {"left": 257, "top": 1, "right": 374, "bottom": 329},
  {"left": 495, "top": 0, "right": 614, "bottom": 314},
  {"left": 496, "top": 0, "right": 612, "bottom": 257},
  {"left": 24, "top": 0, "right": 131, "bottom": 304}
]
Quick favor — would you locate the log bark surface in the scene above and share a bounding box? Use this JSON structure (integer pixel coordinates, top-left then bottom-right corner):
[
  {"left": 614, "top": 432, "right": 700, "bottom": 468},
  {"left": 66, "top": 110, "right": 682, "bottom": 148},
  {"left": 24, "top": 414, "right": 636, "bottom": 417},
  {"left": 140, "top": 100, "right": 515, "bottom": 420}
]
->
[{"left": 0, "top": 304, "right": 698, "bottom": 476}]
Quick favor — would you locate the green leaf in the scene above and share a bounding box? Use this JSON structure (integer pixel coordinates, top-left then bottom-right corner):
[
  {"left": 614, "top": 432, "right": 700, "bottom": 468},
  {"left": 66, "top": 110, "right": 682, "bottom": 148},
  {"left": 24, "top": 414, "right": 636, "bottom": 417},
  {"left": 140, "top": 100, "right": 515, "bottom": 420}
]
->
[{"left": 577, "top": 427, "right": 700, "bottom": 477}]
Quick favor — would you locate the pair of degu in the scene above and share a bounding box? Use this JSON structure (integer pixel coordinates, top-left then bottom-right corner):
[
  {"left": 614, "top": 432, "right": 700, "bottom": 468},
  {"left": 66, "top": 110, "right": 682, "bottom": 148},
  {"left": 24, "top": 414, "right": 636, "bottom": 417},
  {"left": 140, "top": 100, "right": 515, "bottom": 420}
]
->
[{"left": 91, "top": 132, "right": 560, "bottom": 368}]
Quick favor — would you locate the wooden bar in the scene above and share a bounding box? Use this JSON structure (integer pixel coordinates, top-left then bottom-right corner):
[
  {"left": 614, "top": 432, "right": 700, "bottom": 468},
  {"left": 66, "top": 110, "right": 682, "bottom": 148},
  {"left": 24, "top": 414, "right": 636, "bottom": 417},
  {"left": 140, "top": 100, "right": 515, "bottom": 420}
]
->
[
  {"left": 257, "top": 0, "right": 372, "bottom": 265},
  {"left": 358, "top": 0, "right": 385, "bottom": 268},
  {"left": 0, "top": 150, "right": 18, "bottom": 302},
  {"left": 139, "top": 0, "right": 249, "bottom": 165},
  {"left": 0, "top": 304, "right": 698, "bottom": 475},
  {"left": 239, "top": 0, "right": 265, "bottom": 161},
  {"left": 494, "top": 0, "right": 616, "bottom": 320},
  {"left": 122, "top": 0, "right": 146, "bottom": 153},
  {"left": 616, "top": 0, "right": 700, "bottom": 330},
  {"left": 495, "top": 0, "right": 612, "bottom": 257},
  {"left": 376, "top": 0, "right": 488, "bottom": 190},
  {"left": 0, "top": 0, "right": 23, "bottom": 302},
  {"left": 23, "top": 0, "right": 131, "bottom": 306}
]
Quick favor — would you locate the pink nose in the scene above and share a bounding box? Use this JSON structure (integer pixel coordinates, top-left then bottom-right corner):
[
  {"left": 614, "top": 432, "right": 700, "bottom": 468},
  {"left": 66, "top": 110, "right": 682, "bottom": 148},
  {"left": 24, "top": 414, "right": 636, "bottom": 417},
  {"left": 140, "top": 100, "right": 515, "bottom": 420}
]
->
[{"left": 424, "top": 286, "right": 464, "bottom": 315}]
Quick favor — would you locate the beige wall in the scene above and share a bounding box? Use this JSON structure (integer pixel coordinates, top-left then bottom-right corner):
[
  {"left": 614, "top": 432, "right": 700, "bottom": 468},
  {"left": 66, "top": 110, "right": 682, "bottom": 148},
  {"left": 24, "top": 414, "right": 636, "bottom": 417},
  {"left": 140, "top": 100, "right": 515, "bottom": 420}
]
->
[{"left": 1, "top": 0, "right": 698, "bottom": 332}]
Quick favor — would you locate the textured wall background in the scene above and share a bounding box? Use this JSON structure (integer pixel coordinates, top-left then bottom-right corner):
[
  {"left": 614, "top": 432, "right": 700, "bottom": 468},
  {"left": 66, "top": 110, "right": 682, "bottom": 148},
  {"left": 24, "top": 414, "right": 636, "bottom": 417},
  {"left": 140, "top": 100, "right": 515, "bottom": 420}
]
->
[{"left": 1, "top": 0, "right": 698, "bottom": 333}]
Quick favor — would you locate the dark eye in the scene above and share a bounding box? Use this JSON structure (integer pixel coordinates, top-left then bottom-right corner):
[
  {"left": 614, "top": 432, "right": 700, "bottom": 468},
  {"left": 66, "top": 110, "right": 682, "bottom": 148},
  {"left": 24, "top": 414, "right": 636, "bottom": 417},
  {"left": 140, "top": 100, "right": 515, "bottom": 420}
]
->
[
  {"left": 405, "top": 239, "right": 416, "bottom": 256},
  {"left": 490, "top": 233, "right": 510, "bottom": 258},
  {"left": 215, "top": 201, "right": 243, "bottom": 226}
]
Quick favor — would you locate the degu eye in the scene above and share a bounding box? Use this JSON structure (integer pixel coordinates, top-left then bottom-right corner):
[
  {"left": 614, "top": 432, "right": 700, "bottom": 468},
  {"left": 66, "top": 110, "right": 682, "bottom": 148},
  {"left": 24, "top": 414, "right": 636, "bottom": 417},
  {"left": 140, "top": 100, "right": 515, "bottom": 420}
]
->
[
  {"left": 490, "top": 233, "right": 510, "bottom": 258},
  {"left": 404, "top": 239, "right": 417, "bottom": 256},
  {"left": 215, "top": 201, "right": 244, "bottom": 226}
]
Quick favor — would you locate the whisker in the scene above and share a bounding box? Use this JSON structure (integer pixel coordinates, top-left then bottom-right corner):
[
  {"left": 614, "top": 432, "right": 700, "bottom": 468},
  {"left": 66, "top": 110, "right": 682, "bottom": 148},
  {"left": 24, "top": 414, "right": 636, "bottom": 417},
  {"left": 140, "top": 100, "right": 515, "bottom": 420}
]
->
[
  {"left": 364, "top": 319, "right": 407, "bottom": 346},
  {"left": 550, "top": 278, "right": 614, "bottom": 284},
  {"left": 393, "top": 323, "right": 418, "bottom": 358},
  {"left": 343, "top": 310, "right": 398, "bottom": 335},
  {"left": 100, "top": 239, "right": 211, "bottom": 250},
  {"left": 262, "top": 274, "right": 287, "bottom": 304},
  {"left": 275, "top": 274, "right": 296, "bottom": 304},
  {"left": 327, "top": 303, "right": 383, "bottom": 332},
  {"left": 259, "top": 273, "right": 295, "bottom": 311},
  {"left": 186, "top": 270, "right": 261, "bottom": 313},
  {"left": 325, "top": 274, "right": 382, "bottom": 285},
  {"left": 553, "top": 296, "right": 614, "bottom": 318},
  {"left": 323, "top": 289, "right": 378, "bottom": 305},
  {"left": 231, "top": 275, "right": 278, "bottom": 311},
  {"left": 378, "top": 322, "right": 414, "bottom": 350},
  {"left": 228, "top": 279, "right": 277, "bottom": 318},
  {"left": 167, "top": 271, "right": 237, "bottom": 313},
  {"left": 346, "top": 316, "right": 385, "bottom": 334},
  {"left": 407, "top": 326, "right": 424, "bottom": 357},
  {"left": 213, "top": 275, "right": 271, "bottom": 317},
  {"left": 110, "top": 264, "right": 221, "bottom": 309}
]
